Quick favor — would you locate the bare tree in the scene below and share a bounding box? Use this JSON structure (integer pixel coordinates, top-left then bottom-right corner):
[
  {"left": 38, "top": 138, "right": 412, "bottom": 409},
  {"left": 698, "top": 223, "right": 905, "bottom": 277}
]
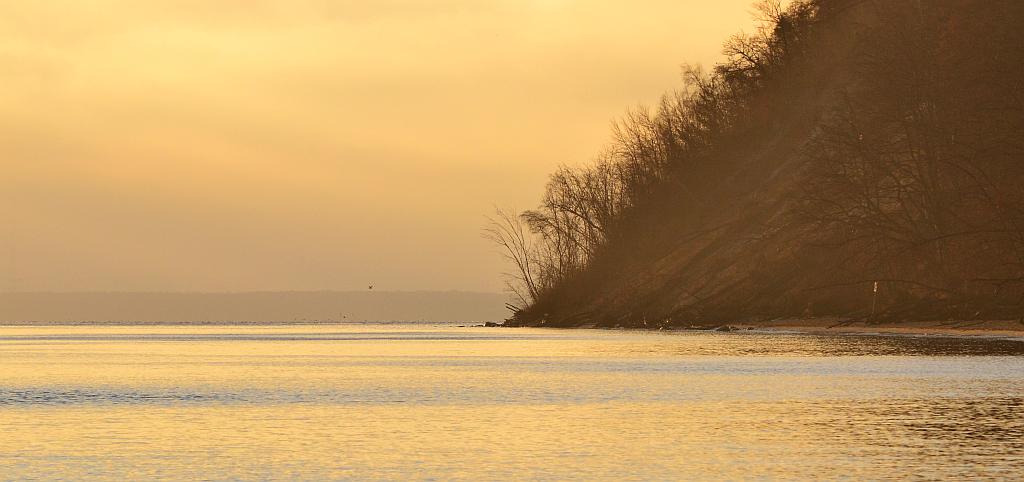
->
[{"left": 483, "top": 208, "right": 541, "bottom": 309}]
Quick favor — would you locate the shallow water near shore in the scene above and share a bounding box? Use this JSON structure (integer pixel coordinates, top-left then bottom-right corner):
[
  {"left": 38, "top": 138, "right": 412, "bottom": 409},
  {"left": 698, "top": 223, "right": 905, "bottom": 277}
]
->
[{"left": 2, "top": 323, "right": 1023, "bottom": 480}]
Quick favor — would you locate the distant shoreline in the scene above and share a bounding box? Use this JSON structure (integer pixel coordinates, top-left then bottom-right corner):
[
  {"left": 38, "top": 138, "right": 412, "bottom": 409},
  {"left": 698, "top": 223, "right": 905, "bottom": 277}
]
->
[
  {"left": 0, "top": 320, "right": 471, "bottom": 326},
  {"left": 0, "top": 291, "right": 508, "bottom": 324}
]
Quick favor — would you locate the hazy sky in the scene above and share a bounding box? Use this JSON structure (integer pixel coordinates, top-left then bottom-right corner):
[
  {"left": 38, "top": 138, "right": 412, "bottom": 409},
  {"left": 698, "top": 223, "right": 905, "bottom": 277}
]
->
[{"left": 1, "top": 0, "right": 761, "bottom": 293}]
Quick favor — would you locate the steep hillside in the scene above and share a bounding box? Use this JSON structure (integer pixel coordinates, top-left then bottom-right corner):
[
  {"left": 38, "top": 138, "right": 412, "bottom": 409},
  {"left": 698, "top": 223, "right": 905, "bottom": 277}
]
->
[{"left": 491, "top": 0, "right": 1024, "bottom": 327}]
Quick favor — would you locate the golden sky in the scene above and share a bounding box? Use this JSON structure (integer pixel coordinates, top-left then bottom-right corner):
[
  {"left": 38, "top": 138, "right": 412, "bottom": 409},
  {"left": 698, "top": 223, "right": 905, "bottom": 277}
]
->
[{"left": 1, "top": 0, "right": 760, "bottom": 292}]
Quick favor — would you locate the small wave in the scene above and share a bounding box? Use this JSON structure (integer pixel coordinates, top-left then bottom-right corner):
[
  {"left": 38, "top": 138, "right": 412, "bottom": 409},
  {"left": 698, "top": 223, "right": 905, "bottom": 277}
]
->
[{"left": 0, "top": 388, "right": 255, "bottom": 407}]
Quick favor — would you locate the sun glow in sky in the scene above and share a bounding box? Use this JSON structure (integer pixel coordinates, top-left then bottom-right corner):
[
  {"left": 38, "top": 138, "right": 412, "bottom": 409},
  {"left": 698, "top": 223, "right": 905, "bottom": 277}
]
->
[{"left": 2, "top": 0, "right": 760, "bottom": 292}]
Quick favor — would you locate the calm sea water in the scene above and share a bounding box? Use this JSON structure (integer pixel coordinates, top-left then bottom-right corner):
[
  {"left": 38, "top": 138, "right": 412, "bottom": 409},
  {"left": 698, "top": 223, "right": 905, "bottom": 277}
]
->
[{"left": 1, "top": 323, "right": 1022, "bottom": 480}]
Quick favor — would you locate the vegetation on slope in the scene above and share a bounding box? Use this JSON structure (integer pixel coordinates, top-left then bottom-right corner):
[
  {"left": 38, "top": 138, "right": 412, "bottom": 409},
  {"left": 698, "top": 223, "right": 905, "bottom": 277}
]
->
[{"left": 488, "top": 0, "right": 1024, "bottom": 327}]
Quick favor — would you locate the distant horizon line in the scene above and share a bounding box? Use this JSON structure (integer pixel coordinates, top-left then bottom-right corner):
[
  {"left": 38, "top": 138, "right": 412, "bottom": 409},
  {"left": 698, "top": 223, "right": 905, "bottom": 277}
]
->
[{"left": 0, "top": 290, "right": 506, "bottom": 295}]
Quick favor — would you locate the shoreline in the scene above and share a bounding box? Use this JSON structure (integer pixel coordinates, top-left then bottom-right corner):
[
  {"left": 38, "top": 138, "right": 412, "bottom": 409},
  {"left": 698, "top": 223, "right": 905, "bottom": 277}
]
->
[
  {"left": 518, "top": 318, "right": 1024, "bottom": 340},
  {"left": 727, "top": 318, "right": 1024, "bottom": 340},
  {"left": 1, "top": 318, "right": 1022, "bottom": 340}
]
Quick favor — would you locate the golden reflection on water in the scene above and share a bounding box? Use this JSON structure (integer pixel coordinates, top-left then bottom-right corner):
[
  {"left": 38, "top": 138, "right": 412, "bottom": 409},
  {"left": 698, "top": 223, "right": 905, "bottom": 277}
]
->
[{"left": 1, "top": 324, "right": 1022, "bottom": 480}]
